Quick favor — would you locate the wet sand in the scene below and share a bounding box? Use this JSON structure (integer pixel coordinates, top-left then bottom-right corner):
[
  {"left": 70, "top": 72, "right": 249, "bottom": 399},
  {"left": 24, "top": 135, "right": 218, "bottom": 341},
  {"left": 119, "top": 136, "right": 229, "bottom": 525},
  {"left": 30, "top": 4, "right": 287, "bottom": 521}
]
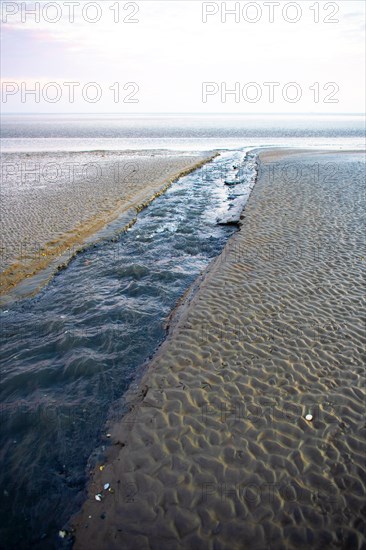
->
[
  {"left": 0, "top": 150, "right": 214, "bottom": 298},
  {"left": 71, "top": 149, "right": 366, "bottom": 549}
]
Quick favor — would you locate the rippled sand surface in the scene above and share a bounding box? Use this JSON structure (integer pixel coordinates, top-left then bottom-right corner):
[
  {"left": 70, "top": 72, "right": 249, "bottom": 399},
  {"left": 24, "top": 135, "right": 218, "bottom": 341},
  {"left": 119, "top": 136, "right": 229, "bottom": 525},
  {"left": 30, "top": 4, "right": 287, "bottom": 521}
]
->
[
  {"left": 0, "top": 150, "right": 211, "bottom": 296},
  {"left": 72, "top": 150, "right": 366, "bottom": 549}
]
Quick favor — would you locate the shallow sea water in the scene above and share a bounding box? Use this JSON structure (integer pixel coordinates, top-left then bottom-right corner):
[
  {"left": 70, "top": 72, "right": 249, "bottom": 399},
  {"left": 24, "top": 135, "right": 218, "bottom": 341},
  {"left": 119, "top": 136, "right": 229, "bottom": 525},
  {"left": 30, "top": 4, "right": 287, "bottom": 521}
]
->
[{"left": 1, "top": 114, "right": 365, "bottom": 152}]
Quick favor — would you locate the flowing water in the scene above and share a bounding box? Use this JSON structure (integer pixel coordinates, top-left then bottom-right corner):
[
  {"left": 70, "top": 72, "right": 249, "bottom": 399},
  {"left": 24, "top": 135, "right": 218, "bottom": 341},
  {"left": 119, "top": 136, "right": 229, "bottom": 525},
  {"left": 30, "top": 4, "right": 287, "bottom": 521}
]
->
[{"left": 0, "top": 150, "right": 257, "bottom": 548}]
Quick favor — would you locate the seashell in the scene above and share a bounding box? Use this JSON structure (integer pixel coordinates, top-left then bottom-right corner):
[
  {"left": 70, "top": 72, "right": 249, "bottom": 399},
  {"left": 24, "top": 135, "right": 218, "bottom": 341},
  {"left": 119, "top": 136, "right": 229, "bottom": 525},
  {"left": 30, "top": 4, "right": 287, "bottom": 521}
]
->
[
  {"left": 103, "top": 483, "right": 110, "bottom": 491},
  {"left": 305, "top": 414, "right": 313, "bottom": 421},
  {"left": 95, "top": 494, "right": 102, "bottom": 501}
]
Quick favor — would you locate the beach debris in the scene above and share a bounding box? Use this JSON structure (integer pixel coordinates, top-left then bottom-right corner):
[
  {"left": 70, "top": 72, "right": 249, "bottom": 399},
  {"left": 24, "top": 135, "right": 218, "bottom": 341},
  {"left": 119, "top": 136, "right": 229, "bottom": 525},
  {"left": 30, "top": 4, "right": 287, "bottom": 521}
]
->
[
  {"left": 99, "top": 465, "right": 105, "bottom": 471},
  {"left": 224, "top": 179, "right": 239, "bottom": 186},
  {"left": 305, "top": 413, "right": 313, "bottom": 421},
  {"left": 106, "top": 433, "right": 111, "bottom": 438},
  {"left": 103, "top": 483, "right": 110, "bottom": 491},
  {"left": 58, "top": 530, "right": 67, "bottom": 539},
  {"left": 213, "top": 522, "right": 222, "bottom": 535},
  {"left": 95, "top": 493, "right": 103, "bottom": 501},
  {"left": 217, "top": 215, "right": 240, "bottom": 226}
]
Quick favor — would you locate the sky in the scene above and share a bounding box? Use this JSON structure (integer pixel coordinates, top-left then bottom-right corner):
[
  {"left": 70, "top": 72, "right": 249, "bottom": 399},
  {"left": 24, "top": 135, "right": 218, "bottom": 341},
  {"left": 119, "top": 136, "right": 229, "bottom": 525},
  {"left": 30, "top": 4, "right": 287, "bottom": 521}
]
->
[{"left": 1, "top": 0, "right": 365, "bottom": 113}]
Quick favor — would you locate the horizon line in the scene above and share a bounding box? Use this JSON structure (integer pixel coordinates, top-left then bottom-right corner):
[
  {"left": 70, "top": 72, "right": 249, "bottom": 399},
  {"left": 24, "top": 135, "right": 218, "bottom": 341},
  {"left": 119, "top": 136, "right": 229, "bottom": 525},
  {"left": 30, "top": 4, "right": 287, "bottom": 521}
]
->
[{"left": 1, "top": 112, "right": 365, "bottom": 116}]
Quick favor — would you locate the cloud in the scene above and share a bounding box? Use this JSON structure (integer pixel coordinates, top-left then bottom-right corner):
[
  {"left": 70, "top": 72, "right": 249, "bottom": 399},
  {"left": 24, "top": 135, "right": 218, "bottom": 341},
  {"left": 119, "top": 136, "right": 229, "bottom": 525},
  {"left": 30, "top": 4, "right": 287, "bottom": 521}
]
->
[{"left": 1, "top": 0, "right": 365, "bottom": 113}]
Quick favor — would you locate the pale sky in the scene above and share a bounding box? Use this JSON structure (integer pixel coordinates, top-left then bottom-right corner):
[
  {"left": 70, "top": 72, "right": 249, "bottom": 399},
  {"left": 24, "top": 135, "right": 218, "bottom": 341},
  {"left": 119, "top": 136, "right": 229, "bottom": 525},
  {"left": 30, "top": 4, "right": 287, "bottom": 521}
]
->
[{"left": 1, "top": 0, "right": 365, "bottom": 113}]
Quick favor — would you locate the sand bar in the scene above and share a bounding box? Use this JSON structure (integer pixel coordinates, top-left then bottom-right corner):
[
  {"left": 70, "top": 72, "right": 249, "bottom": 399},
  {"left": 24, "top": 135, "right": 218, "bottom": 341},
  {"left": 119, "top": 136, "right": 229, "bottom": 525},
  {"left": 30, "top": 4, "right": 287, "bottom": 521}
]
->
[
  {"left": 71, "top": 149, "right": 366, "bottom": 549},
  {"left": 0, "top": 150, "right": 214, "bottom": 299}
]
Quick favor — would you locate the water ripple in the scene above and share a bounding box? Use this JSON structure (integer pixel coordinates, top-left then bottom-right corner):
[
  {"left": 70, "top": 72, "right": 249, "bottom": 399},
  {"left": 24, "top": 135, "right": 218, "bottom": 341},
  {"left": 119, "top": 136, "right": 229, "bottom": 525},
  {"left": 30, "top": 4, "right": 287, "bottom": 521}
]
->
[{"left": 0, "top": 150, "right": 257, "bottom": 548}]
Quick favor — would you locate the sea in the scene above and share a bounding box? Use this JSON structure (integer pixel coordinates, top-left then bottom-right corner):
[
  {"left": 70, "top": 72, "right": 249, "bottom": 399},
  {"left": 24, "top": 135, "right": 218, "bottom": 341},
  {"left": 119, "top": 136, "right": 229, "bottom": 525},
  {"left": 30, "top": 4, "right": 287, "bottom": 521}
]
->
[{"left": 1, "top": 113, "right": 365, "bottom": 152}]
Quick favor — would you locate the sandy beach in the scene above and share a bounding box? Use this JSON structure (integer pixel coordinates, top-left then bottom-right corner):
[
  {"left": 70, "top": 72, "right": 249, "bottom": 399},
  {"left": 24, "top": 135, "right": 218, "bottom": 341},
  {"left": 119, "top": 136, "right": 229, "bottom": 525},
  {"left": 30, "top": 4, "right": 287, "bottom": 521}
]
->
[
  {"left": 70, "top": 149, "right": 366, "bottom": 549},
  {"left": 0, "top": 150, "right": 214, "bottom": 299}
]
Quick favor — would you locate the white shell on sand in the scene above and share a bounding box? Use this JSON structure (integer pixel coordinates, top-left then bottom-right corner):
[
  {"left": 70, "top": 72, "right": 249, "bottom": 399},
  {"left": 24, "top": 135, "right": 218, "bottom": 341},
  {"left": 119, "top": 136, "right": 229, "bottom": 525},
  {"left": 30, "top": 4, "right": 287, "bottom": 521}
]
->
[
  {"left": 95, "top": 494, "right": 102, "bottom": 501},
  {"left": 103, "top": 483, "right": 110, "bottom": 490},
  {"left": 305, "top": 414, "right": 313, "bottom": 421}
]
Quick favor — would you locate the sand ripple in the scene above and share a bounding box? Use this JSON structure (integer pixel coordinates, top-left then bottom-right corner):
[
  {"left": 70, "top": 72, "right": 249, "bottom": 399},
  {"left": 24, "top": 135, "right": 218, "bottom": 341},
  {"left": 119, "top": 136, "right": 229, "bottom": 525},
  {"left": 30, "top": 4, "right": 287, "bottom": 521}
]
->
[
  {"left": 72, "top": 150, "right": 365, "bottom": 549},
  {"left": 0, "top": 151, "right": 211, "bottom": 297}
]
